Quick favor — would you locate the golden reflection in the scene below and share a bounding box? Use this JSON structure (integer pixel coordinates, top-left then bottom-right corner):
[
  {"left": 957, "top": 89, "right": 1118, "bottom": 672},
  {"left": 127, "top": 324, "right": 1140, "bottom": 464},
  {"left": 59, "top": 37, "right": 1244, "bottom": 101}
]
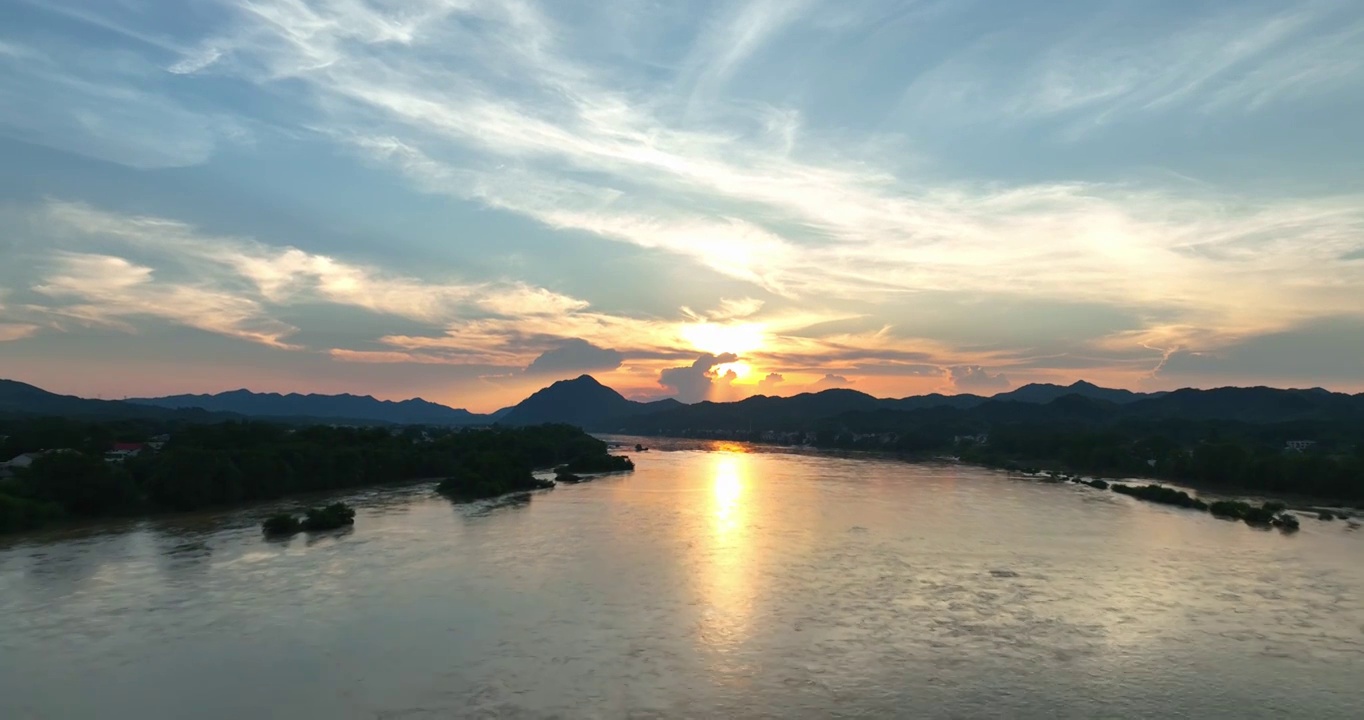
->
[
  {"left": 706, "top": 441, "right": 753, "bottom": 454},
  {"left": 697, "top": 452, "right": 757, "bottom": 658},
  {"left": 712, "top": 455, "right": 744, "bottom": 534}
]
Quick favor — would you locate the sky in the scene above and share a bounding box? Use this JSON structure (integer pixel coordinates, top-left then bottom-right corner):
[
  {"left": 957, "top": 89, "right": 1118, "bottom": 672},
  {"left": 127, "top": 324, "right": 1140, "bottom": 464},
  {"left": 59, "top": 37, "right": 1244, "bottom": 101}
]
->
[{"left": 1, "top": 0, "right": 1362, "bottom": 412}]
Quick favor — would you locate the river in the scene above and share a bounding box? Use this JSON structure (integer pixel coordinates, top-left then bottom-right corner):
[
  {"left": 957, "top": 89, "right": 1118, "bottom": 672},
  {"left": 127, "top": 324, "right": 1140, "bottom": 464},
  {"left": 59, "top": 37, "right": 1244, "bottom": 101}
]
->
[{"left": 2, "top": 440, "right": 1362, "bottom": 719}]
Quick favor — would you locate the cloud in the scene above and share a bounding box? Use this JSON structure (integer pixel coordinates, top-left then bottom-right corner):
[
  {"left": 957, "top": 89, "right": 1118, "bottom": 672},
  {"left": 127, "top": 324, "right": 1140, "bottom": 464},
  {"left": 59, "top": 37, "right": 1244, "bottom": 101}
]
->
[
  {"left": 13, "top": 200, "right": 622, "bottom": 355},
  {"left": 1149, "top": 317, "right": 1364, "bottom": 384},
  {"left": 948, "top": 365, "right": 1011, "bottom": 392},
  {"left": 903, "top": 2, "right": 1364, "bottom": 131},
  {"left": 179, "top": 0, "right": 1362, "bottom": 344},
  {"left": 757, "top": 372, "right": 785, "bottom": 392},
  {"left": 39, "top": 201, "right": 480, "bottom": 323},
  {"left": 659, "top": 352, "right": 739, "bottom": 403},
  {"left": 810, "top": 373, "right": 853, "bottom": 390},
  {"left": 0, "top": 34, "right": 241, "bottom": 168},
  {"left": 4, "top": 0, "right": 1364, "bottom": 396},
  {"left": 33, "top": 252, "right": 300, "bottom": 348},
  {"left": 479, "top": 284, "right": 591, "bottom": 317},
  {"left": 0, "top": 323, "right": 39, "bottom": 342},
  {"left": 525, "top": 339, "right": 623, "bottom": 376},
  {"left": 680, "top": 0, "right": 816, "bottom": 111}
]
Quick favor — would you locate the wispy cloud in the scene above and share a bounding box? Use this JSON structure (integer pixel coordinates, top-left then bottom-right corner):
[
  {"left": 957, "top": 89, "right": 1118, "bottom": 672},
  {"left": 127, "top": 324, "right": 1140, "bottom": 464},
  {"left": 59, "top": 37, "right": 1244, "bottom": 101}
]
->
[
  {"left": 38, "top": 201, "right": 486, "bottom": 324},
  {"left": 157, "top": 0, "right": 1363, "bottom": 344},
  {"left": 905, "top": 0, "right": 1364, "bottom": 130},
  {"left": 3, "top": 0, "right": 1362, "bottom": 396},
  {"left": 33, "top": 252, "right": 300, "bottom": 348},
  {"left": 14, "top": 200, "right": 621, "bottom": 353},
  {"left": 0, "top": 31, "right": 242, "bottom": 168}
]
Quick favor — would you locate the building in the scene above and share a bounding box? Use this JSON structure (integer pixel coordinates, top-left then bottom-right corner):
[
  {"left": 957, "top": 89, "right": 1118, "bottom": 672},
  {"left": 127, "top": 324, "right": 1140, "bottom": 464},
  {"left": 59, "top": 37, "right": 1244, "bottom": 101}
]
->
[
  {"left": 1, "top": 450, "right": 75, "bottom": 478},
  {"left": 3, "top": 452, "right": 43, "bottom": 470},
  {"left": 105, "top": 443, "right": 146, "bottom": 462},
  {"left": 1285, "top": 440, "right": 1316, "bottom": 452}
]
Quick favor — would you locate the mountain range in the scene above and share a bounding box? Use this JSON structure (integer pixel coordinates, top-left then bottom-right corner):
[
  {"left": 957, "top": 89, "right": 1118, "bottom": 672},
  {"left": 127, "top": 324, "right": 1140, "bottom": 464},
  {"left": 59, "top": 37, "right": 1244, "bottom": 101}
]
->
[
  {"left": 128, "top": 389, "right": 492, "bottom": 426},
  {"left": 2, "top": 375, "right": 1360, "bottom": 430}
]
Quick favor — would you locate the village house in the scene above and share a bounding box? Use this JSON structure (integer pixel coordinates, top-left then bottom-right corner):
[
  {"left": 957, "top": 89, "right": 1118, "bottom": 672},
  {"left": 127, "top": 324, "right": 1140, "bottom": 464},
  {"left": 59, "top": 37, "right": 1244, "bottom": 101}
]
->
[
  {"left": 105, "top": 442, "right": 147, "bottom": 463},
  {"left": 0, "top": 449, "right": 77, "bottom": 478}
]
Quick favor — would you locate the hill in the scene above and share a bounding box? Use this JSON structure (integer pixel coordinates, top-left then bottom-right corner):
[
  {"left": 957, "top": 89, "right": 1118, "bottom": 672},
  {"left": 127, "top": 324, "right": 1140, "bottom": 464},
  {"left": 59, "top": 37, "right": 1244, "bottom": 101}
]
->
[
  {"left": 498, "top": 375, "right": 682, "bottom": 429},
  {"left": 0, "top": 380, "right": 230, "bottom": 421},
  {"left": 130, "top": 389, "right": 486, "bottom": 426},
  {"left": 624, "top": 388, "right": 886, "bottom": 432},
  {"left": 993, "top": 380, "right": 1161, "bottom": 405},
  {"left": 619, "top": 382, "right": 1364, "bottom": 435}
]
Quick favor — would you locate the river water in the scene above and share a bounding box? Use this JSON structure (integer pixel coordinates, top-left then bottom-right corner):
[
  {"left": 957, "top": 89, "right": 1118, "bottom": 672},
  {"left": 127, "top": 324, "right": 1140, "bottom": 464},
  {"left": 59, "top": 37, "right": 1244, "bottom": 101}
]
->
[{"left": 2, "top": 441, "right": 1362, "bottom": 719}]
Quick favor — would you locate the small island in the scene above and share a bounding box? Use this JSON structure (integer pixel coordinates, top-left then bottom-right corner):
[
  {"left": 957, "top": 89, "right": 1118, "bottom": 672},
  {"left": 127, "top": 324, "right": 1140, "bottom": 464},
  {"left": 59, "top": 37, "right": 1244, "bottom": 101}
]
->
[
  {"left": 262, "top": 502, "right": 356, "bottom": 536},
  {"left": 1063, "top": 481, "right": 1302, "bottom": 531},
  {"left": 1110, "top": 483, "right": 1208, "bottom": 510},
  {"left": 434, "top": 427, "right": 632, "bottom": 502},
  {"left": 556, "top": 453, "right": 635, "bottom": 474},
  {"left": 554, "top": 470, "right": 584, "bottom": 484},
  {"left": 1208, "top": 500, "right": 1300, "bottom": 530}
]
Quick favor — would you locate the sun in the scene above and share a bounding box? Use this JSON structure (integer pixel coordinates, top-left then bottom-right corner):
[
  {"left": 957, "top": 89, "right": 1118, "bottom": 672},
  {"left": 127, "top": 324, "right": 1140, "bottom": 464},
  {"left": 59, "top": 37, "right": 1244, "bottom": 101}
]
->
[{"left": 714, "top": 361, "right": 752, "bottom": 379}]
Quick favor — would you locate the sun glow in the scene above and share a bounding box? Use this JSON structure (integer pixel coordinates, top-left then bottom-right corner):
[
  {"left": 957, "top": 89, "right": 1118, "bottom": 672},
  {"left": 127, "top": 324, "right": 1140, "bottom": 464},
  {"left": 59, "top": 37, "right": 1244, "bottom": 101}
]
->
[
  {"left": 714, "top": 361, "right": 751, "bottom": 379},
  {"left": 680, "top": 322, "right": 765, "bottom": 356}
]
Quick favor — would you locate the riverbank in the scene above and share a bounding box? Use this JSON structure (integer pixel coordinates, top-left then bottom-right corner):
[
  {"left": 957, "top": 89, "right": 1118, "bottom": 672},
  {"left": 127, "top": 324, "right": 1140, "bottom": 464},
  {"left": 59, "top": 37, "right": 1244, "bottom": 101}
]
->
[
  {"left": 603, "top": 435, "right": 1361, "bottom": 521},
  {"left": 1, "top": 423, "right": 633, "bottom": 535}
]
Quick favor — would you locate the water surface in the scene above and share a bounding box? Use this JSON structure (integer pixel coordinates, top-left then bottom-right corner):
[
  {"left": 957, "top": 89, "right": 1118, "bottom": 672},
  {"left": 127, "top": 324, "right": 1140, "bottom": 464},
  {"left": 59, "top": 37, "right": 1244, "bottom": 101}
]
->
[{"left": 3, "top": 443, "right": 1362, "bottom": 718}]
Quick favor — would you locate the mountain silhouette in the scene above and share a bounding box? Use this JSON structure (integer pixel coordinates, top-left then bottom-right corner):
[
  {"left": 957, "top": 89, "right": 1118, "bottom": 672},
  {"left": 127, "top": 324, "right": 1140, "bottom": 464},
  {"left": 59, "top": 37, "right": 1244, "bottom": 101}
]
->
[
  {"left": 992, "top": 380, "right": 1160, "bottom": 405},
  {"left": 128, "top": 389, "right": 485, "bottom": 425},
  {"left": 498, "top": 375, "right": 681, "bottom": 428},
  {"left": 612, "top": 380, "right": 1360, "bottom": 432},
  {"left": 5, "top": 375, "right": 1361, "bottom": 430},
  {"left": 0, "top": 380, "right": 231, "bottom": 420}
]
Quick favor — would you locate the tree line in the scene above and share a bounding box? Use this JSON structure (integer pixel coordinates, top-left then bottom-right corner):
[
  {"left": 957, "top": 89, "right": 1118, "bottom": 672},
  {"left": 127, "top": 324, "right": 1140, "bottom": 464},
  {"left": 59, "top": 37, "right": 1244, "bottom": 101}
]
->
[
  {"left": 0, "top": 418, "right": 619, "bottom": 534},
  {"left": 660, "top": 413, "right": 1364, "bottom": 501}
]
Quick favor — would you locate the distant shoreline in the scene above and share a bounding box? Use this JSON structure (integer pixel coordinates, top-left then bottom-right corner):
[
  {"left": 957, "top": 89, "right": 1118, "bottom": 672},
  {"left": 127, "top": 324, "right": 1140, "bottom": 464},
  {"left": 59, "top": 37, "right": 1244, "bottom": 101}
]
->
[{"left": 604, "top": 434, "right": 1363, "bottom": 513}]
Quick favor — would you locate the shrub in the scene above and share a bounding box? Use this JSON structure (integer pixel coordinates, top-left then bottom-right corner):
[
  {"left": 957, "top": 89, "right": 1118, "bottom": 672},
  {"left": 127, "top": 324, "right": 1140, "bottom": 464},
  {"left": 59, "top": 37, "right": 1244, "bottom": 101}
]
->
[
  {"left": 262, "top": 513, "right": 301, "bottom": 535},
  {"left": 1273, "top": 513, "right": 1300, "bottom": 531},
  {"left": 1111, "top": 484, "right": 1207, "bottom": 510},
  {"left": 1209, "top": 500, "right": 1252, "bottom": 520},
  {"left": 301, "top": 502, "right": 356, "bottom": 531}
]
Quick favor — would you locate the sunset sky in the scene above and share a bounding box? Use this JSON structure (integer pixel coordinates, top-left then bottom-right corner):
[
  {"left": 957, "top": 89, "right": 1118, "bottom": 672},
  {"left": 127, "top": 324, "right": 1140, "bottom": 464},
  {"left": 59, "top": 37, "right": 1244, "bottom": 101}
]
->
[{"left": 2, "top": 0, "right": 1362, "bottom": 412}]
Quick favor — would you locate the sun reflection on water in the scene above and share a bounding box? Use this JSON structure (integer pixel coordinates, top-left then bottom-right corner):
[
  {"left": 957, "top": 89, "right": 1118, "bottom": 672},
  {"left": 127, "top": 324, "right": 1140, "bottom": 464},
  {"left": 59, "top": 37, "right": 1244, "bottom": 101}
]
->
[
  {"left": 712, "top": 456, "right": 743, "bottom": 534},
  {"left": 697, "top": 452, "right": 757, "bottom": 661}
]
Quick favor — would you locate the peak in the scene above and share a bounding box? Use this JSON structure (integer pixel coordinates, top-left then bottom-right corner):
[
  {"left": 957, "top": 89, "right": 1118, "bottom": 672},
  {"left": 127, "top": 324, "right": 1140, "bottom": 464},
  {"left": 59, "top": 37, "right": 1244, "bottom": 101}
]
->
[
  {"left": 1069, "top": 380, "right": 1099, "bottom": 389},
  {"left": 563, "top": 375, "right": 603, "bottom": 386}
]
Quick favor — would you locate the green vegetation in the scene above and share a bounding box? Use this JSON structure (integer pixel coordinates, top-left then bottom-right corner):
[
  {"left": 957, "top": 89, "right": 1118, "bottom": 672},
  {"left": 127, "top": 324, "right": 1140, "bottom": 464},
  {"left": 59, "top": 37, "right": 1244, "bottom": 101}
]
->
[
  {"left": 679, "top": 408, "right": 1364, "bottom": 502},
  {"left": 428, "top": 455, "right": 551, "bottom": 501},
  {"left": 1207, "top": 499, "right": 1297, "bottom": 529},
  {"left": 1110, "top": 483, "right": 1208, "bottom": 510},
  {"left": 555, "top": 471, "right": 584, "bottom": 484},
  {"left": 261, "top": 503, "right": 356, "bottom": 535},
  {"left": 0, "top": 492, "right": 62, "bottom": 533},
  {"left": 1, "top": 419, "right": 628, "bottom": 534},
  {"left": 262, "top": 513, "right": 303, "bottom": 535},
  {"left": 958, "top": 424, "right": 1364, "bottom": 502},
  {"left": 302, "top": 503, "right": 356, "bottom": 531}
]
